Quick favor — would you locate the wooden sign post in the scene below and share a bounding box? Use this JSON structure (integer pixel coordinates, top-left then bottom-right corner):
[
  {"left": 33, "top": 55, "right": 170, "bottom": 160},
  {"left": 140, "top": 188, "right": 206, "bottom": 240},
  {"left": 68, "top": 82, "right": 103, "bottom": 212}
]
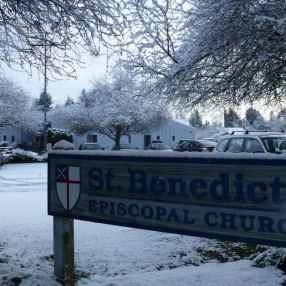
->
[
  {"left": 53, "top": 216, "right": 74, "bottom": 285},
  {"left": 48, "top": 151, "right": 286, "bottom": 282}
]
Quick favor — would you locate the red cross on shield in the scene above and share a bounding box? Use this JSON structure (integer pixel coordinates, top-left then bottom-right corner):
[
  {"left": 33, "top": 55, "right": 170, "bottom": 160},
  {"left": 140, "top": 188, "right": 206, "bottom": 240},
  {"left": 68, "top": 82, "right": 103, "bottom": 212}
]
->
[{"left": 56, "top": 165, "right": 81, "bottom": 211}]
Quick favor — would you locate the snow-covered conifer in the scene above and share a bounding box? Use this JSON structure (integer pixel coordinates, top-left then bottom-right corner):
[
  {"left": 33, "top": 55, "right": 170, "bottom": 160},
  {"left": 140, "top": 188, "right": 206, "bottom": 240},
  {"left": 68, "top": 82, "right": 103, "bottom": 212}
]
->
[
  {"left": 189, "top": 110, "right": 203, "bottom": 128},
  {"left": 224, "top": 109, "right": 241, "bottom": 127}
]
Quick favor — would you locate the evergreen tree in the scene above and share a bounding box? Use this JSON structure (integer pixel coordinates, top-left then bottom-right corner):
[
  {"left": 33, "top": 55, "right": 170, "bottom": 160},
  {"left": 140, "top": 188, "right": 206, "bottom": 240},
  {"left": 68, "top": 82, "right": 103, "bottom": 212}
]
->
[
  {"left": 278, "top": 108, "right": 286, "bottom": 120},
  {"left": 47, "top": 128, "right": 73, "bottom": 145},
  {"left": 204, "top": 120, "right": 210, "bottom": 129},
  {"left": 64, "top": 96, "right": 75, "bottom": 106},
  {"left": 78, "top": 88, "right": 93, "bottom": 107},
  {"left": 224, "top": 108, "right": 240, "bottom": 127},
  {"left": 189, "top": 110, "right": 203, "bottom": 128},
  {"left": 34, "top": 91, "right": 52, "bottom": 112},
  {"left": 266, "top": 111, "right": 280, "bottom": 131},
  {"left": 269, "top": 111, "right": 275, "bottom": 121},
  {"left": 245, "top": 107, "right": 262, "bottom": 125},
  {"left": 277, "top": 108, "right": 286, "bottom": 130},
  {"left": 245, "top": 107, "right": 265, "bottom": 129}
]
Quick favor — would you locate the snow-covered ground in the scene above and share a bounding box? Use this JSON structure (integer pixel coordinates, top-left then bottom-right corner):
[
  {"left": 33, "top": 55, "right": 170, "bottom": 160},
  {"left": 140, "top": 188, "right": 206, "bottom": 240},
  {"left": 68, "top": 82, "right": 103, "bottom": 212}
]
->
[{"left": 0, "top": 163, "right": 284, "bottom": 285}]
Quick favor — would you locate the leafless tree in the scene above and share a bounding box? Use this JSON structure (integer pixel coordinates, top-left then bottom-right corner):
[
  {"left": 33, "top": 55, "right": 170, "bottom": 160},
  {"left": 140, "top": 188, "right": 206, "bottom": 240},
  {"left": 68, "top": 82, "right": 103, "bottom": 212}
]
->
[
  {"left": 118, "top": 0, "right": 286, "bottom": 108},
  {"left": 50, "top": 69, "right": 169, "bottom": 148},
  {"left": 167, "top": 0, "right": 286, "bottom": 107},
  {"left": 116, "top": 0, "right": 188, "bottom": 84},
  {"left": 0, "top": 0, "right": 122, "bottom": 77},
  {"left": 0, "top": 77, "right": 41, "bottom": 130}
]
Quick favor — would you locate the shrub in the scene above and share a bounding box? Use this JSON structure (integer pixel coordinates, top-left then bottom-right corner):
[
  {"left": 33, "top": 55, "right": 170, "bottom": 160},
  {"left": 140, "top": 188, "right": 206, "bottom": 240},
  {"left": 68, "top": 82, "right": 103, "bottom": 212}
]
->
[
  {"left": 5, "top": 149, "right": 46, "bottom": 163},
  {"left": 47, "top": 128, "right": 73, "bottom": 146}
]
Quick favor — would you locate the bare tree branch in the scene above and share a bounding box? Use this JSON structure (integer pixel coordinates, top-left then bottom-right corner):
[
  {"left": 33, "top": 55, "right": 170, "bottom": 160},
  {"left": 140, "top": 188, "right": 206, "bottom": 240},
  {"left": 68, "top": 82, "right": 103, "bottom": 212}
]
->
[{"left": 0, "top": 0, "right": 122, "bottom": 77}]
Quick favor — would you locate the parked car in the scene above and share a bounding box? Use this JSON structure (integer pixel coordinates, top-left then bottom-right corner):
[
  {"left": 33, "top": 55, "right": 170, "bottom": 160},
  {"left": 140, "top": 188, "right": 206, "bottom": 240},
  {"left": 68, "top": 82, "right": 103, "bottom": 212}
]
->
[
  {"left": 214, "top": 131, "right": 286, "bottom": 154},
  {"left": 79, "top": 143, "right": 104, "bottom": 150},
  {"left": 174, "top": 139, "right": 191, "bottom": 150},
  {"left": 203, "top": 137, "right": 217, "bottom": 143},
  {"left": 174, "top": 139, "right": 217, "bottom": 152},
  {"left": 112, "top": 143, "right": 138, "bottom": 151},
  {"left": 176, "top": 138, "right": 192, "bottom": 145},
  {"left": 146, "top": 143, "right": 172, "bottom": 151}
]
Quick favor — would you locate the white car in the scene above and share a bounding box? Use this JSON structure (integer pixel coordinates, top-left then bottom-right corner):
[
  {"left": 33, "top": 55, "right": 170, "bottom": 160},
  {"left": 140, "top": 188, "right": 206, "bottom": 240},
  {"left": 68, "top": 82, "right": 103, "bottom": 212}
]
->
[{"left": 214, "top": 131, "right": 286, "bottom": 154}]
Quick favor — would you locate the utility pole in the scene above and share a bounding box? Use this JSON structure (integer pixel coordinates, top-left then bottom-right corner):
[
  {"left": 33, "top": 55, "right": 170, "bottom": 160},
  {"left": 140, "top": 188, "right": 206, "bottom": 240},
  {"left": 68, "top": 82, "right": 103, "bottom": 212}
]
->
[
  {"left": 43, "top": 32, "right": 48, "bottom": 151},
  {"left": 32, "top": 32, "right": 61, "bottom": 151}
]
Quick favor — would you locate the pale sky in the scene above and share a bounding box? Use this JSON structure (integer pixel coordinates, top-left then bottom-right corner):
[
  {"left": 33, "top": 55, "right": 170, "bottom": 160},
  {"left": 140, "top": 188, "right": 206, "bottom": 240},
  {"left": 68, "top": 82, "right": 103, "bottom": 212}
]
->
[
  {"left": 2, "top": 53, "right": 274, "bottom": 124},
  {"left": 3, "top": 53, "right": 109, "bottom": 105}
]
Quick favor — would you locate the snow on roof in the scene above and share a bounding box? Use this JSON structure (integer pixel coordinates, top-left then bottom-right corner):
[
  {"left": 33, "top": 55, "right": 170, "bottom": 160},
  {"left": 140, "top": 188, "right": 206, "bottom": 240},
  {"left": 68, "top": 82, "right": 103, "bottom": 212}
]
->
[{"left": 172, "top": 118, "right": 193, "bottom": 128}]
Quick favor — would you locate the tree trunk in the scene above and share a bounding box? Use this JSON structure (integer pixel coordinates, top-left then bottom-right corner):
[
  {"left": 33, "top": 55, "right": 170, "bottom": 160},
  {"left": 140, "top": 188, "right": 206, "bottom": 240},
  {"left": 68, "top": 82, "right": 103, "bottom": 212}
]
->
[{"left": 115, "top": 127, "right": 121, "bottom": 150}]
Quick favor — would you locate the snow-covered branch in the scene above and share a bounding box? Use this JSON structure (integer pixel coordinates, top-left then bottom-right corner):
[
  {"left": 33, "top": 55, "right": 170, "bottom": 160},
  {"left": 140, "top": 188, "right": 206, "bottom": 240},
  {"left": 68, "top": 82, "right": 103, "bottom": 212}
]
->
[
  {"left": 0, "top": 0, "right": 122, "bottom": 77},
  {"left": 0, "top": 77, "right": 42, "bottom": 131},
  {"left": 51, "top": 69, "right": 170, "bottom": 148}
]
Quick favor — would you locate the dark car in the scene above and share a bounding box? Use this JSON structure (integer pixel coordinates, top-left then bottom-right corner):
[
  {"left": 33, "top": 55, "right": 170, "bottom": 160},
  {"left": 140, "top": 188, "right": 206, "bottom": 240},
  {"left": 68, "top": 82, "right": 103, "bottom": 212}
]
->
[
  {"left": 79, "top": 143, "right": 104, "bottom": 150},
  {"left": 174, "top": 138, "right": 194, "bottom": 150},
  {"left": 146, "top": 143, "right": 172, "bottom": 151},
  {"left": 174, "top": 139, "right": 217, "bottom": 152},
  {"left": 112, "top": 143, "right": 138, "bottom": 151}
]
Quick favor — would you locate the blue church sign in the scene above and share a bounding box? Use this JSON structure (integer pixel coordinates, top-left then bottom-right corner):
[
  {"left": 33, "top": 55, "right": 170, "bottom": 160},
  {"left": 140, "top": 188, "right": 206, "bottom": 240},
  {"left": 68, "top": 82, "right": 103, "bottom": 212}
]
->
[{"left": 48, "top": 152, "right": 286, "bottom": 247}]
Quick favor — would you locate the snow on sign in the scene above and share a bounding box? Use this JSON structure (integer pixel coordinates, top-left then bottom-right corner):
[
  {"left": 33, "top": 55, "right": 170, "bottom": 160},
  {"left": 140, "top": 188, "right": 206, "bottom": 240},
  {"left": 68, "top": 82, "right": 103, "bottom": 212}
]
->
[{"left": 48, "top": 151, "right": 286, "bottom": 247}]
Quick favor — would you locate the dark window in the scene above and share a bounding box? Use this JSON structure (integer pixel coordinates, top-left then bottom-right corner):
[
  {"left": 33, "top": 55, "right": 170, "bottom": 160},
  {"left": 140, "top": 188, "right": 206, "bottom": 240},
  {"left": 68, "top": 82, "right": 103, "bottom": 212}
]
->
[
  {"left": 11, "top": 135, "right": 15, "bottom": 142},
  {"left": 190, "top": 142, "right": 199, "bottom": 148},
  {"left": 128, "top": 135, "right": 131, "bottom": 143},
  {"left": 144, "top": 135, "right": 151, "bottom": 148},
  {"left": 216, "top": 139, "right": 229, "bottom": 152},
  {"left": 157, "top": 135, "right": 160, "bottom": 140},
  {"left": 262, "top": 137, "right": 286, "bottom": 153},
  {"left": 244, "top": 139, "right": 264, "bottom": 153},
  {"left": 172, "top": 135, "right": 175, "bottom": 141},
  {"left": 87, "top": 134, "right": 97, "bottom": 143},
  {"left": 182, "top": 141, "right": 191, "bottom": 148},
  {"left": 3, "top": 135, "right": 6, "bottom": 141}
]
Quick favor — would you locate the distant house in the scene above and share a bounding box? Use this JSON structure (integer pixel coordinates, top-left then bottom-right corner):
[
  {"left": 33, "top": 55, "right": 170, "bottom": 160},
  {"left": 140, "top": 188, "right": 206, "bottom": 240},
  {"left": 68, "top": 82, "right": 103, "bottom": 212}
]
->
[
  {"left": 0, "top": 127, "right": 34, "bottom": 149},
  {"left": 72, "top": 118, "right": 196, "bottom": 150}
]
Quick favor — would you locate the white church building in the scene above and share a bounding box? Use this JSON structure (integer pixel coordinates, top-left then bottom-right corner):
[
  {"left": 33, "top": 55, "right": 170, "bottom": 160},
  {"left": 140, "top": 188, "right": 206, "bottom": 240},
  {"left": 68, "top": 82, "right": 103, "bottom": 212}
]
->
[{"left": 72, "top": 118, "right": 196, "bottom": 150}]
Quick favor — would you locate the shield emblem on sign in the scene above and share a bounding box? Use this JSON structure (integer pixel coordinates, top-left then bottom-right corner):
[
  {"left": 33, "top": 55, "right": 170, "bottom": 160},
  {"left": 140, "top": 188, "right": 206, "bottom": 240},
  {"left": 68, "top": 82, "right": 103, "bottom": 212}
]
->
[{"left": 55, "top": 165, "right": 81, "bottom": 211}]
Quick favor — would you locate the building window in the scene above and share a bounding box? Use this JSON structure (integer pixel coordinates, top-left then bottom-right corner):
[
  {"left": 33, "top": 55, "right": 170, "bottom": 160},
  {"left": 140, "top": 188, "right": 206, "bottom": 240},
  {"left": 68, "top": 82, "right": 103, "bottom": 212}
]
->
[
  {"left": 87, "top": 134, "right": 97, "bottom": 143},
  {"left": 128, "top": 135, "right": 131, "bottom": 143},
  {"left": 172, "top": 135, "right": 176, "bottom": 141},
  {"left": 144, "top": 135, "right": 151, "bottom": 148},
  {"left": 11, "top": 135, "right": 15, "bottom": 142},
  {"left": 157, "top": 135, "right": 160, "bottom": 140},
  {"left": 3, "top": 135, "right": 6, "bottom": 141}
]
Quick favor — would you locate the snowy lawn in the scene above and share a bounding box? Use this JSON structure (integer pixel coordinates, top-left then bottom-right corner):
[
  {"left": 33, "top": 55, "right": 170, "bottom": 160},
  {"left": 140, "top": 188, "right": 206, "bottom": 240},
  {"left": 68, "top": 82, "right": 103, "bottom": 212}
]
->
[{"left": 0, "top": 163, "right": 285, "bottom": 285}]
